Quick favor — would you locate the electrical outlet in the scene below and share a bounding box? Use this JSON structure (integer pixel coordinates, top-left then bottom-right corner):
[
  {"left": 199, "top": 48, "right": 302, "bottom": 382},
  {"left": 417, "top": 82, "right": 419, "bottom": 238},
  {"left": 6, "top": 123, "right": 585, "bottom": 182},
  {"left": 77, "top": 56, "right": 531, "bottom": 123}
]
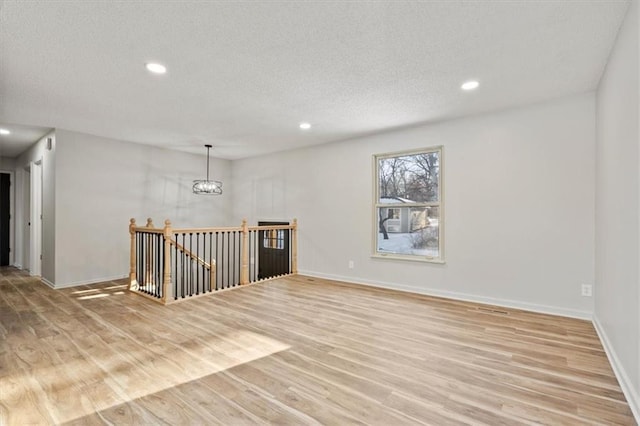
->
[
  {"left": 581, "top": 284, "right": 592, "bottom": 297},
  {"left": 348, "top": 260, "right": 354, "bottom": 269}
]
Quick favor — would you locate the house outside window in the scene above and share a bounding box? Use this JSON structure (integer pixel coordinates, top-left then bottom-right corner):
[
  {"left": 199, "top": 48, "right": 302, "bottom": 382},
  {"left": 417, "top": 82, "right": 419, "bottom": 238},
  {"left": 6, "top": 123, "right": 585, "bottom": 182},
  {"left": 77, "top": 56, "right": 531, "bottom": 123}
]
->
[
  {"left": 373, "top": 147, "right": 443, "bottom": 262},
  {"left": 263, "top": 229, "right": 284, "bottom": 249}
]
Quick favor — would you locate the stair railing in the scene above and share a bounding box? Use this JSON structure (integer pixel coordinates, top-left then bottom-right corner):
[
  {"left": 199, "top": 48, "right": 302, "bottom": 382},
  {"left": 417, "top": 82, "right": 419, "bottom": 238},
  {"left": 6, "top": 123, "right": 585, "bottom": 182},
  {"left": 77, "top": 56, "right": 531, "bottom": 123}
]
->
[{"left": 129, "top": 218, "right": 298, "bottom": 304}]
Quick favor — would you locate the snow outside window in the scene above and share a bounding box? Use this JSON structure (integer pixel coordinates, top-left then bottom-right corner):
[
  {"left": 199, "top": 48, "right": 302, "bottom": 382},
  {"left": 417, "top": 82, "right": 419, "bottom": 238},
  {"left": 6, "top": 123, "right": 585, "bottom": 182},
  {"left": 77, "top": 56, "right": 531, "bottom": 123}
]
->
[{"left": 374, "top": 147, "right": 443, "bottom": 262}]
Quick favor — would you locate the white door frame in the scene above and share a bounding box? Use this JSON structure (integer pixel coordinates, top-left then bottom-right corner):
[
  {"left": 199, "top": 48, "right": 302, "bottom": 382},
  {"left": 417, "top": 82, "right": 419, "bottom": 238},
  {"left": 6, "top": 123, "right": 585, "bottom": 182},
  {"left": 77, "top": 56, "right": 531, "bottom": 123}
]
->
[
  {"left": 29, "top": 161, "right": 42, "bottom": 277},
  {"left": 23, "top": 166, "right": 30, "bottom": 271}
]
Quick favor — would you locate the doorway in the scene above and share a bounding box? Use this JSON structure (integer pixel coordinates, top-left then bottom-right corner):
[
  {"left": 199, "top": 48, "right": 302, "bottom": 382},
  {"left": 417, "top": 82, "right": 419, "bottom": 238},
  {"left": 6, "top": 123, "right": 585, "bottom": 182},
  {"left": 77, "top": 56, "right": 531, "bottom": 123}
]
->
[
  {"left": 23, "top": 167, "right": 30, "bottom": 271},
  {"left": 258, "top": 221, "right": 290, "bottom": 279},
  {"left": 0, "top": 173, "right": 10, "bottom": 266},
  {"left": 22, "top": 162, "right": 42, "bottom": 275}
]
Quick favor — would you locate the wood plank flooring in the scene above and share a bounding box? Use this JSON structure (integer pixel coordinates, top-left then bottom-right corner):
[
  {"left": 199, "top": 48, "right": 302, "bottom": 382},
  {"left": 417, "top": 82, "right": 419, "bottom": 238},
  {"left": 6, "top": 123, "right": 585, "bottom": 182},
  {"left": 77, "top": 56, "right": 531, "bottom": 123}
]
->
[{"left": 0, "top": 266, "right": 635, "bottom": 425}]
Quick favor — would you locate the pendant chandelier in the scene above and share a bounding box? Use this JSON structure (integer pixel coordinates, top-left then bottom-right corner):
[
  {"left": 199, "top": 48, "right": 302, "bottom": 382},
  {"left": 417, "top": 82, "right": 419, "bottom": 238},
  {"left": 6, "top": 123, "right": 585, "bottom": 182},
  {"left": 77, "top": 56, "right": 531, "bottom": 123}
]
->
[{"left": 193, "top": 144, "right": 223, "bottom": 195}]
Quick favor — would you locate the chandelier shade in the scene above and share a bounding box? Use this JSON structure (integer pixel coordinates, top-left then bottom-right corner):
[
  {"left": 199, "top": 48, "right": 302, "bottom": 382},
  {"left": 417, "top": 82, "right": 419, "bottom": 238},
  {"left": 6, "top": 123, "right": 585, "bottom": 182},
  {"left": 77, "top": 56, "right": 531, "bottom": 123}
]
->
[{"left": 193, "top": 144, "right": 223, "bottom": 195}]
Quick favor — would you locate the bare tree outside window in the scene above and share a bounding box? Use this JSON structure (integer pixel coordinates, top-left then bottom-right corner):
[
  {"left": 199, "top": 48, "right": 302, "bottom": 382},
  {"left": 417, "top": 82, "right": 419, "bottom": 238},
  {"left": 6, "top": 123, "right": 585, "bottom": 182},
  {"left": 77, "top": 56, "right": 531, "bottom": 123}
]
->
[{"left": 374, "top": 147, "right": 443, "bottom": 261}]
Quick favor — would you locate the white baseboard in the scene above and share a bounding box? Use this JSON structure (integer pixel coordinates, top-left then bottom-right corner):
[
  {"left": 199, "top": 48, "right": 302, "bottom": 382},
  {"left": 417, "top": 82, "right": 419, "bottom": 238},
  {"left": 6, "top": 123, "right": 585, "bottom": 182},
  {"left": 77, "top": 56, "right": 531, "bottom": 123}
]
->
[
  {"left": 49, "top": 274, "right": 129, "bottom": 289},
  {"left": 297, "top": 270, "right": 592, "bottom": 320},
  {"left": 12, "top": 263, "right": 22, "bottom": 269},
  {"left": 593, "top": 316, "right": 640, "bottom": 423},
  {"left": 41, "top": 277, "right": 55, "bottom": 288}
]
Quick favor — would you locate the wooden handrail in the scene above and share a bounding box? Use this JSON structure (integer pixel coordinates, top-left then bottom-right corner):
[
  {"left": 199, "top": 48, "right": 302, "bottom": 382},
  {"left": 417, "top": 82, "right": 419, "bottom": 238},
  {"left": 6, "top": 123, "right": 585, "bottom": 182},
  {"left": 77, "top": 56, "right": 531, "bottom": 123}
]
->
[
  {"left": 167, "top": 238, "right": 214, "bottom": 270},
  {"left": 170, "top": 224, "right": 294, "bottom": 234},
  {"left": 172, "top": 226, "right": 243, "bottom": 234},
  {"left": 132, "top": 227, "right": 164, "bottom": 233},
  {"left": 247, "top": 225, "right": 295, "bottom": 231}
]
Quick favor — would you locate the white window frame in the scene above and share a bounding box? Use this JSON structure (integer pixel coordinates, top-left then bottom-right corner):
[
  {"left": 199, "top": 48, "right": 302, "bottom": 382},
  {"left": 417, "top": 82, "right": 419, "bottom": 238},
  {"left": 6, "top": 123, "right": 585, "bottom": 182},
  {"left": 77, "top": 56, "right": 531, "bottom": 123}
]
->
[{"left": 372, "top": 146, "right": 444, "bottom": 263}]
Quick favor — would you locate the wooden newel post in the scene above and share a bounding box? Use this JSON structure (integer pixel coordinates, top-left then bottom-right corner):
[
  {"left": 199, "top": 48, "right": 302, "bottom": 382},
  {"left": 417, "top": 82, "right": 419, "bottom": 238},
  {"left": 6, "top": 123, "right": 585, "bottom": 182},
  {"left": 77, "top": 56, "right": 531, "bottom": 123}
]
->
[
  {"left": 240, "top": 219, "right": 249, "bottom": 285},
  {"left": 162, "top": 219, "right": 172, "bottom": 304},
  {"left": 145, "top": 218, "right": 153, "bottom": 287},
  {"left": 129, "top": 218, "right": 137, "bottom": 290},
  {"left": 292, "top": 218, "right": 298, "bottom": 274}
]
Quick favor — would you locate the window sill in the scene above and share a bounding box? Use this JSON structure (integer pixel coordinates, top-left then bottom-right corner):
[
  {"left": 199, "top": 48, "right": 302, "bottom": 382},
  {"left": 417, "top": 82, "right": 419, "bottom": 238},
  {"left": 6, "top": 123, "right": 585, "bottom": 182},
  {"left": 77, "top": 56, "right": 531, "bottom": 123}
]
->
[{"left": 371, "top": 253, "right": 445, "bottom": 264}]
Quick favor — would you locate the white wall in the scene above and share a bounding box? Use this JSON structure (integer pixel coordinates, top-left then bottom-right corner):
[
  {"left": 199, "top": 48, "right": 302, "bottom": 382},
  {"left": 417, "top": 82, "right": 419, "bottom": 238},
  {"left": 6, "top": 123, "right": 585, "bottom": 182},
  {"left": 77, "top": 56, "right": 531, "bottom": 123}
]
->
[
  {"left": 232, "top": 93, "right": 596, "bottom": 318},
  {"left": 54, "top": 129, "right": 233, "bottom": 287},
  {"left": 14, "top": 132, "right": 56, "bottom": 282},
  {"left": 595, "top": 0, "right": 640, "bottom": 419},
  {"left": 0, "top": 156, "right": 15, "bottom": 171}
]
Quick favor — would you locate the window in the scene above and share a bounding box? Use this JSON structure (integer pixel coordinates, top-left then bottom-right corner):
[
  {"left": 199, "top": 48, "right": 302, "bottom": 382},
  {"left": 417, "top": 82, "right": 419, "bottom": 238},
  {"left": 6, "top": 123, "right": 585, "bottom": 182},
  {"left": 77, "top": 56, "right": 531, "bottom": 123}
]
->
[
  {"left": 373, "top": 147, "right": 443, "bottom": 262},
  {"left": 263, "top": 229, "right": 284, "bottom": 249}
]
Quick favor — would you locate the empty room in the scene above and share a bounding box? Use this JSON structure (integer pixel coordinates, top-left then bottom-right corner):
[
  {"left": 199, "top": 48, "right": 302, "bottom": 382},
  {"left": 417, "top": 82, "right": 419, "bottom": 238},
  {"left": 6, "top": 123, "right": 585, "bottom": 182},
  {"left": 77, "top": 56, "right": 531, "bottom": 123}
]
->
[{"left": 0, "top": 0, "right": 639, "bottom": 424}]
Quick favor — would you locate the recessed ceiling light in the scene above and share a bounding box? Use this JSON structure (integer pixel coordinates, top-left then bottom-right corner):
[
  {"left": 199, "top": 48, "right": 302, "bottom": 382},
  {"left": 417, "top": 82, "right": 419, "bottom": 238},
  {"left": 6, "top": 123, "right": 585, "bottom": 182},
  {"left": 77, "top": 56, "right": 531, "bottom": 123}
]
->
[
  {"left": 145, "top": 63, "right": 167, "bottom": 74},
  {"left": 461, "top": 80, "right": 479, "bottom": 90},
  {"left": 0, "top": 128, "right": 10, "bottom": 135},
  {"left": 299, "top": 122, "right": 311, "bottom": 130}
]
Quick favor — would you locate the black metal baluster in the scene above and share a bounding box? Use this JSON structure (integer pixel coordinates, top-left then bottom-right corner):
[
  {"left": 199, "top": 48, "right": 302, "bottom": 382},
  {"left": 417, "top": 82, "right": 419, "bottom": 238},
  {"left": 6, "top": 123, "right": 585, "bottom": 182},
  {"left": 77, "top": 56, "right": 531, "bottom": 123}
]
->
[
  {"left": 151, "top": 233, "right": 155, "bottom": 296},
  {"left": 208, "top": 232, "right": 213, "bottom": 292},
  {"left": 231, "top": 231, "right": 236, "bottom": 287},
  {"left": 136, "top": 233, "right": 140, "bottom": 286},
  {"left": 196, "top": 233, "right": 200, "bottom": 295},
  {"left": 140, "top": 233, "right": 145, "bottom": 292},
  {"left": 154, "top": 234, "right": 158, "bottom": 297},
  {"left": 201, "top": 233, "right": 205, "bottom": 294},
  {"left": 252, "top": 229, "right": 255, "bottom": 281},
  {"left": 277, "top": 230, "right": 281, "bottom": 277},
  {"left": 159, "top": 233, "right": 162, "bottom": 296},
  {"left": 253, "top": 230, "right": 257, "bottom": 282},
  {"left": 149, "top": 233, "right": 153, "bottom": 295},
  {"left": 182, "top": 233, "right": 186, "bottom": 298},
  {"left": 267, "top": 231, "right": 272, "bottom": 279},
  {"left": 152, "top": 233, "right": 156, "bottom": 295},
  {"left": 289, "top": 230, "right": 292, "bottom": 274},
  {"left": 155, "top": 233, "right": 159, "bottom": 298},
  {"left": 187, "top": 232, "right": 193, "bottom": 296},
  {"left": 154, "top": 233, "right": 157, "bottom": 296},
  {"left": 220, "top": 232, "right": 224, "bottom": 289},
  {"left": 215, "top": 232, "right": 219, "bottom": 291},
  {"left": 149, "top": 233, "right": 152, "bottom": 291},
  {"left": 139, "top": 232, "right": 143, "bottom": 286},
  {"left": 158, "top": 233, "right": 161, "bottom": 297},
  {"left": 145, "top": 233, "right": 149, "bottom": 292},
  {"left": 202, "top": 233, "right": 205, "bottom": 293},
  {"left": 143, "top": 233, "right": 147, "bottom": 293}
]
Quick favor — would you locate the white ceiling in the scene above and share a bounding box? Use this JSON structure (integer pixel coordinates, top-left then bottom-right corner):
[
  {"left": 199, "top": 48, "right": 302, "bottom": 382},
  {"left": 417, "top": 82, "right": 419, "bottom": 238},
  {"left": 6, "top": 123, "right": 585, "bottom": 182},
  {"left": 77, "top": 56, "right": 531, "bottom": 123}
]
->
[
  {"left": 0, "top": 1, "right": 630, "bottom": 160},
  {"left": 0, "top": 122, "right": 52, "bottom": 158}
]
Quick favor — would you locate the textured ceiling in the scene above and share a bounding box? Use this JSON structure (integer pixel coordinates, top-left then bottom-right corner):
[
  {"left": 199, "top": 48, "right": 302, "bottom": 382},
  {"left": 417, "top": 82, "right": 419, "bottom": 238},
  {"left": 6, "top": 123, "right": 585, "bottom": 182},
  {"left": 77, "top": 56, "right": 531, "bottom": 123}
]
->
[
  {"left": 0, "top": 123, "right": 51, "bottom": 158},
  {"left": 0, "top": 1, "right": 630, "bottom": 159}
]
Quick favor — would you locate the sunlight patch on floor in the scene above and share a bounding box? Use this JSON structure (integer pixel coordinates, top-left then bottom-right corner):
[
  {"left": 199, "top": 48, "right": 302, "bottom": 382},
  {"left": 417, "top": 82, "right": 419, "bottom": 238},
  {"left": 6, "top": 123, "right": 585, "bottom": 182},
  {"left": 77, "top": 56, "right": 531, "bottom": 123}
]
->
[
  {"left": 71, "top": 288, "right": 101, "bottom": 294},
  {"left": 73, "top": 286, "right": 128, "bottom": 300},
  {"left": 4, "top": 330, "right": 290, "bottom": 424},
  {"left": 78, "top": 293, "right": 113, "bottom": 300}
]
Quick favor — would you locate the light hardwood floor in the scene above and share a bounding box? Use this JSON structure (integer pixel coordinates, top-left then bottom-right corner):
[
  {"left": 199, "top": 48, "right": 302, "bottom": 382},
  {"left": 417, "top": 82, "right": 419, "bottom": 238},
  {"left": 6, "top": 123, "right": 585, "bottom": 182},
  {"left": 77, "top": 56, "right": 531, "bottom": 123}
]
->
[{"left": 0, "top": 267, "right": 635, "bottom": 425}]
